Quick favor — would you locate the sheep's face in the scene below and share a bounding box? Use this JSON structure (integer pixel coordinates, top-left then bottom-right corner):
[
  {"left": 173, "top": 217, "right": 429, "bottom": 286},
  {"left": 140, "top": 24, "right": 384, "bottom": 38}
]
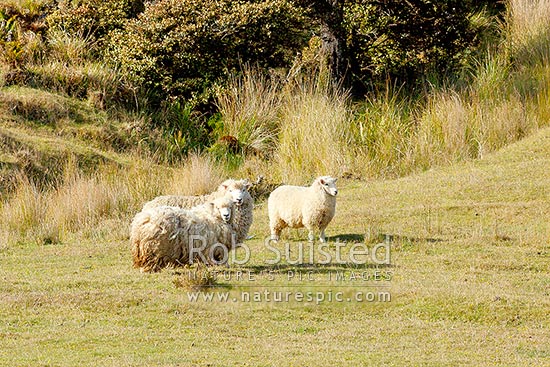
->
[
  {"left": 211, "top": 197, "right": 233, "bottom": 223},
  {"left": 219, "top": 179, "right": 251, "bottom": 206},
  {"left": 318, "top": 176, "right": 338, "bottom": 196}
]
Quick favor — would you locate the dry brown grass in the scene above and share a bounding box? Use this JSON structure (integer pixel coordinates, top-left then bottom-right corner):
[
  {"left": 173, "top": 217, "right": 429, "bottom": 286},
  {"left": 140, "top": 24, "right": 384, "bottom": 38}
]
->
[
  {"left": 167, "top": 153, "right": 226, "bottom": 196},
  {"left": 173, "top": 264, "right": 219, "bottom": 291},
  {"left": 0, "top": 155, "right": 227, "bottom": 245}
]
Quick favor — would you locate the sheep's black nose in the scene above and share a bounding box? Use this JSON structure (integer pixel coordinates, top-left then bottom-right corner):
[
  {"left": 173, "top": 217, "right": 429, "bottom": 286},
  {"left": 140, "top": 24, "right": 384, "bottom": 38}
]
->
[
  {"left": 334, "top": 190, "right": 338, "bottom": 195},
  {"left": 235, "top": 198, "right": 243, "bottom": 205}
]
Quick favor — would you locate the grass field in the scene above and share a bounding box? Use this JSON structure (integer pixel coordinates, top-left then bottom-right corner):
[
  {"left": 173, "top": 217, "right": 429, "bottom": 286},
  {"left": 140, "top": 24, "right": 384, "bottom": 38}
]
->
[{"left": 1, "top": 125, "right": 548, "bottom": 366}]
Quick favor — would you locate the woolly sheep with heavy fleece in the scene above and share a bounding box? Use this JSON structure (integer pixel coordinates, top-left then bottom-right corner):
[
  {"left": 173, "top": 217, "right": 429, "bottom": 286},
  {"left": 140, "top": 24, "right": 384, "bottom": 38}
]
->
[
  {"left": 142, "top": 179, "right": 246, "bottom": 210},
  {"left": 131, "top": 196, "right": 236, "bottom": 273},
  {"left": 268, "top": 176, "right": 338, "bottom": 243},
  {"left": 142, "top": 179, "right": 254, "bottom": 245}
]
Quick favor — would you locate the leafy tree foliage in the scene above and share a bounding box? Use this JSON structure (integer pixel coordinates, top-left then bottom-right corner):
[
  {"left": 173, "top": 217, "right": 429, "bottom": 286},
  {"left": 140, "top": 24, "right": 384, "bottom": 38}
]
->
[
  {"left": 107, "top": 0, "right": 309, "bottom": 106},
  {"left": 47, "top": 0, "right": 145, "bottom": 46},
  {"left": 2, "top": 0, "right": 497, "bottom": 140},
  {"left": 344, "top": 0, "right": 477, "bottom": 87}
]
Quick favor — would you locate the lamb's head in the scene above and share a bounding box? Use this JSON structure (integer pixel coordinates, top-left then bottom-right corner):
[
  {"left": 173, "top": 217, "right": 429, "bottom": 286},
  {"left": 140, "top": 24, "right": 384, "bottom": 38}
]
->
[
  {"left": 217, "top": 179, "right": 251, "bottom": 206},
  {"left": 207, "top": 196, "right": 234, "bottom": 223},
  {"left": 315, "top": 176, "right": 338, "bottom": 197}
]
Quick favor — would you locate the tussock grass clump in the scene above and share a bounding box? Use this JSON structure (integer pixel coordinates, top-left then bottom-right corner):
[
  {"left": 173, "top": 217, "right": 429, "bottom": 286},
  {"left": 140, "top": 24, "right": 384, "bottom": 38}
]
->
[
  {"left": 0, "top": 173, "right": 50, "bottom": 244},
  {"left": 275, "top": 73, "right": 354, "bottom": 183},
  {"left": 47, "top": 28, "right": 94, "bottom": 64},
  {"left": 167, "top": 153, "right": 226, "bottom": 196},
  {"left": 352, "top": 87, "right": 416, "bottom": 177},
  {"left": 414, "top": 91, "right": 471, "bottom": 166},
  {"left": 173, "top": 264, "right": 218, "bottom": 291},
  {"left": 215, "top": 66, "right": 281, "bottom": 156},
  {"left": 507, "top": 0, "right": 550, "bottom": 65}
]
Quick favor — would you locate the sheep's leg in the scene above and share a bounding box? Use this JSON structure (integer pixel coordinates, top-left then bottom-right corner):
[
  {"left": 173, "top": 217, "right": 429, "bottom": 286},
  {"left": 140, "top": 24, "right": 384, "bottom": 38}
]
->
[
  {"left": 211, "top": 247, "right": 230, "bottom": 267},
  {"left": 271, "top": 231, "right": 281, "bottom": 241},
  {"left": 319, "top": 228, "right": 327, "bottom": 243},
  {"left": 270, "top": 219, "right": 285, "bottom": 241},
  {"left": 306, "top": 225, "right": 315, "bottom": 242}
]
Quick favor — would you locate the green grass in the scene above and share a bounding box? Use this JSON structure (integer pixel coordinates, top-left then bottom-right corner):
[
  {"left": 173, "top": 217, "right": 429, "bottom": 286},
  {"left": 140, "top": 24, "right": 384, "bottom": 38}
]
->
[{"left": 1, "top": 126, "right": 548, "bottom": 366}]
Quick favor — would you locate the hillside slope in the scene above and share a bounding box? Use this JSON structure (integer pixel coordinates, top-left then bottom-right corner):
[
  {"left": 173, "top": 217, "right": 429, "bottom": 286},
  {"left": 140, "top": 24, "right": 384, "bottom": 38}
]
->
[{"left": 0, "top": 86, "right": 145, "bottom": 193}]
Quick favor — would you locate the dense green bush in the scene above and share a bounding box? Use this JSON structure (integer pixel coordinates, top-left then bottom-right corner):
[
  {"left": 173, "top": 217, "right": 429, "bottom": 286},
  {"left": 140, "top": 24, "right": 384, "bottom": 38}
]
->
[
  {"left": 107, "top": 0, "right": 308, "bottom": 107},
  {"left": 344, "top": 0, "right": 478, "bottom": 87},
  {"left": 46, "top": 0, "right": 145, "bottom": 47},
  {"left": 106, "top": 0, "right": 490, "bottom": 105}
]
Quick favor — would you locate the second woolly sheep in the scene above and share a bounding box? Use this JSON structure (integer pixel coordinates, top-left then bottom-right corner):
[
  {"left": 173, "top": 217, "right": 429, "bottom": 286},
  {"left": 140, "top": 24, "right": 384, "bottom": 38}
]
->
[
  {"left": 142, "top": 179, "right": 253, "bottom": 245},
  {"left": 131, "top": 196, "right": 236, "bottom": 272}
]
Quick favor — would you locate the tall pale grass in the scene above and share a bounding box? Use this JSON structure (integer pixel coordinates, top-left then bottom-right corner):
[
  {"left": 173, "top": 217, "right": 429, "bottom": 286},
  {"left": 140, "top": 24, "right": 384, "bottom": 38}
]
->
[
  {"left": 215, "top": 66, "right": 281, "bottom": 154},
  {"left": 0, "top": 155, "right": 226, "bottom": 245},
  {"left": 507, "top": 0, "right": 550, "bottom": 64},
  {"left": 1, "top": 174, "right": 50, "bottom": 244},
  {"left": 275, "top": 73, "right": 354, "bottom": 183},
  {"left": 414, "top": 89, "right": 533, "bottom": 165},
  {"left": 353, "top": 87, "right": 415, "bottom": 177},
  {"left": 167, "top": 153, "right": 225, "bottom": 196}
]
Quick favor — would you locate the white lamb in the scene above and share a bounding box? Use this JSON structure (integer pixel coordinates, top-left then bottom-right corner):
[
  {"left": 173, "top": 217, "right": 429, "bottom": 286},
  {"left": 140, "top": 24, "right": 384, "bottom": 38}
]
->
[
  {"left": 131, "top": 196, "right": 237, "bottom": 272},
  {"left": 142, "top": 178, "right": 254, "bottom": 245},
  {"left": 268, "top": 176, "right": 338, "bottom": 243}
]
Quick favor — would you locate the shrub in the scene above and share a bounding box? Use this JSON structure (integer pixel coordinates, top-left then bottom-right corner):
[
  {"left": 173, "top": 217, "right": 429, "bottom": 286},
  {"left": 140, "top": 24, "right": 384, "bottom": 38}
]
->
[
  {"left": 107, "top": 0, "right": 308, "bottom": 106},
  {"left": 344, "top": 0, "right": 479, "bottom": 87},
  {"left": 46, "top": 0, "right": 145, "bottom": 48}
]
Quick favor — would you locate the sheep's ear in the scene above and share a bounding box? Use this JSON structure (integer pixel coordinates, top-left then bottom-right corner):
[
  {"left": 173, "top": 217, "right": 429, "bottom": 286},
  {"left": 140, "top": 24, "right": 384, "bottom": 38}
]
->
[
  {"left": 319, "top": 178, "right": 326, "bottom": 185},
  {"left": 333, "top": 177, "right": 338, "bottom": 182},
  {"left": 244, "top": 179, "right": 252, "bottom": 189}
]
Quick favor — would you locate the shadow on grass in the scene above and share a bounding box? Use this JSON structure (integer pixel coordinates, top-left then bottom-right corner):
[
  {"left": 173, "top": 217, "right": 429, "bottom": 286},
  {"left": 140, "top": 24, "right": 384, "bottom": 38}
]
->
[
  {"left": 240, "top": 262, "right": 393, "bottom": 275},
  {"left": 327, "top": 233, "right": 445, "bottom": 244},
  {"left": 328, "top": 233, "right": 366, "bottom": 242}
]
